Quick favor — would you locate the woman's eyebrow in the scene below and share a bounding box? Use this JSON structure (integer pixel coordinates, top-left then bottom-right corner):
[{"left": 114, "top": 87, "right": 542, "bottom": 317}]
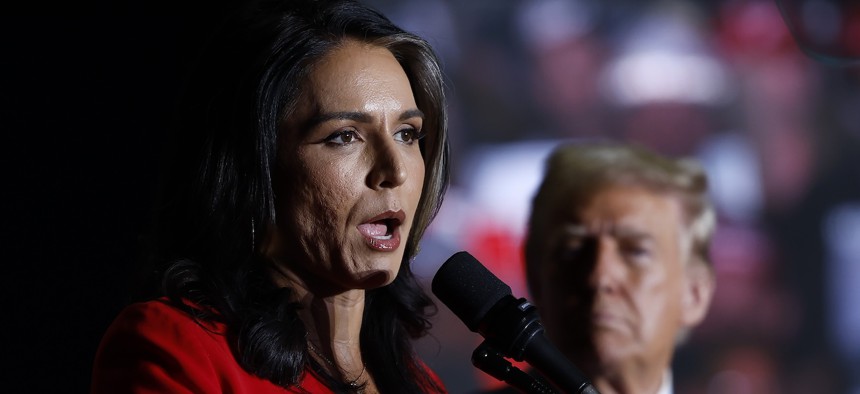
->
[
  {"left": 304, "top": 108, "right": 423, "bottom": 130},
  {"left": 399, "top": 108, "right": 424, "bottom": 121},
  {"left": 306, "top": 111, "right": 373, "bottom": 129}
]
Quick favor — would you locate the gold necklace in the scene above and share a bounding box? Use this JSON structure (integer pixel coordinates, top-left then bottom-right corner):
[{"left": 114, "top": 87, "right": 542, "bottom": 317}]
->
[{"left": 307, "top": 341, "right": 367, "bottom": 390}]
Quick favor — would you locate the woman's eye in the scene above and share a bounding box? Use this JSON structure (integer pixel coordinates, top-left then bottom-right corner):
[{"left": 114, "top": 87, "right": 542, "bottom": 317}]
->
[
  {"left": 394, "top": 128, "right": 425, "bottom": 144},
  {"left": 324, "top": 130, "right": 360, "bottom": 145}
]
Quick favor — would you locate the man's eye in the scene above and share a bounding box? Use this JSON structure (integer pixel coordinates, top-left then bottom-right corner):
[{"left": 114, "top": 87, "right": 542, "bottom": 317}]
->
[
  {"left": 621, "top": 243, "right": 652, "bottom": 264},
  {"left": 557, "top": 238, "right": 587, "bottom": 263},
  {"left": 624, "top": 246, "right": 648, "bottom": 257},
  {"left": 324, "top": 130, "right": 360, "bottom": 145},
  {"left": 394, "top": 127, "right": 425, "bottom": 144}
]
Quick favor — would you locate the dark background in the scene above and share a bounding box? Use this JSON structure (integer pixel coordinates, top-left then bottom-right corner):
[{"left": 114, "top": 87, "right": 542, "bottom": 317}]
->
[{"left": 2, "top": 2, "right": 235, "bottom": 391}]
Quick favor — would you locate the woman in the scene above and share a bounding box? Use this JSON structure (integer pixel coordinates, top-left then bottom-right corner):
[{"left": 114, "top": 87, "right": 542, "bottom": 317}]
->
[{"left": 91, "top": 0, "right": 449, "bottom": 392}]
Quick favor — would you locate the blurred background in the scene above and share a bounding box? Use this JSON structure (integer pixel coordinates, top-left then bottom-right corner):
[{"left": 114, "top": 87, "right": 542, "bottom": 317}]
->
[
  {"left": 4, "top": 0, "right": 859, "bottom": 392},
  {"left": 365, "top": 0, "right": 860, "bottom": 392}
]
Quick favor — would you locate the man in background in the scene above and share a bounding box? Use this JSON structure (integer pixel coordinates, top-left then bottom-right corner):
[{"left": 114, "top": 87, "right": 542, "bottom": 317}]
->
[{"left": 520, "top": 142, "right": 716, "bottom": 394}]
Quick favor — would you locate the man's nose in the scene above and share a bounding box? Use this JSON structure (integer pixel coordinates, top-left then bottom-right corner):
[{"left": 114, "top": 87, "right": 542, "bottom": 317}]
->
[{"left": 588, "top": 238, "right": 624, "bottom": 292}]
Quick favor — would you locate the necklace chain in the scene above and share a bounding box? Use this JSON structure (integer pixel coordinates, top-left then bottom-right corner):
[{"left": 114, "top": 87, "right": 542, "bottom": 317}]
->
[{"left": 307, "top": 341, "right": 366, "bottom": 389}]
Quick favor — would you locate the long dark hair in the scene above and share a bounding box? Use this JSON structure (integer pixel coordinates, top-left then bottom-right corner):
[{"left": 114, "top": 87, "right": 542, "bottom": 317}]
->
[{"left": 147, "top": 0, "right": 449, "bottom": 391}]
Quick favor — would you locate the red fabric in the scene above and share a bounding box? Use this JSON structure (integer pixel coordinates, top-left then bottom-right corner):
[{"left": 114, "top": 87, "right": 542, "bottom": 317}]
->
[
  {"left": 92, "top": 299, "right": 447, "bottom": 393},
  {"left": 91, "top": 299, "right": 327, "bottom": 393}
]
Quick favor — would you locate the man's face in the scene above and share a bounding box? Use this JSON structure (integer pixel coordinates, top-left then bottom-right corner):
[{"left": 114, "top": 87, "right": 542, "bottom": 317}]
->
[{"left": 534, "top": 185, "right": 696, "bottom": 376}]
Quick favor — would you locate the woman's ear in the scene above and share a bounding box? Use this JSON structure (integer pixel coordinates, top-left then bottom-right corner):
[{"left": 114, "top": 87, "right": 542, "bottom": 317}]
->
[{"left": 680, "top": 261, "right": 716, "bottom": 327}]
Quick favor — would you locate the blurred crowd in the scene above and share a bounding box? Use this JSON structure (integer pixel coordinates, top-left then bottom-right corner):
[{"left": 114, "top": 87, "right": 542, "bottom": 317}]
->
[{"left": 365, "top": 0, "right": 860, "bottom": 393}]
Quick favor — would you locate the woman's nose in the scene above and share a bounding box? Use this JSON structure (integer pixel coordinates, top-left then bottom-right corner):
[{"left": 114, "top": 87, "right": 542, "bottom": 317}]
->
[{"left": 367, "top": 138, "right": 407, "bottom": 189}]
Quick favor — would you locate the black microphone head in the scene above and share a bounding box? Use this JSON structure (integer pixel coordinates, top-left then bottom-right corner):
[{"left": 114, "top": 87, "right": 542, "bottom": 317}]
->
[{"left": 431, "top": 251, "right": 512, "bottom": 332}]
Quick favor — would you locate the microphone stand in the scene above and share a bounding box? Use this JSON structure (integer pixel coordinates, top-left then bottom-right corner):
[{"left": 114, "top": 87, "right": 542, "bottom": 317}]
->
[
  {"left": 519, "top": 333, "right": 600, "bottom": 394},
  {"left": 472, "top": 341, "right": 558, "bottom": 394},
  {"left": 479, "top": 297, "right": 600, "bottom": 394}
]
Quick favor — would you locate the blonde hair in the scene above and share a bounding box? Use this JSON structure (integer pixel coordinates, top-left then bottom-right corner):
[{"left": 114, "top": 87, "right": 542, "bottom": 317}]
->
[{"left": 525, "top": 142, "right": 716, "bottom": 290}]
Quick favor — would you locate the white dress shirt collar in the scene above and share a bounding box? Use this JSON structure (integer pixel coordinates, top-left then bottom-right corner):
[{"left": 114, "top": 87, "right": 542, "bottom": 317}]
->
[{"left": 655, "top": 369, "right": 673, "bottom": 394}]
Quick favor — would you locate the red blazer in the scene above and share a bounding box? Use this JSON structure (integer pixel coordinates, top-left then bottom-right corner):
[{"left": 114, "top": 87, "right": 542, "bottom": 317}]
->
[{"left": 92, "top": 299, "right": 445, "bottom": 393}]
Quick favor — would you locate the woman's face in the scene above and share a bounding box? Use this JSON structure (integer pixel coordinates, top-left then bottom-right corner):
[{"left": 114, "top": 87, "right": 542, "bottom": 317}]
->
[{"left": 268, "top": 39, "right": 426, "bottom": 293}]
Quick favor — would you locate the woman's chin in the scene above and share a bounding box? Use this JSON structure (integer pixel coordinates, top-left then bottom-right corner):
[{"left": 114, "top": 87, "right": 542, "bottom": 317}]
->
[
  {"left": 351, "top": 251, "right": 405, "bottom": 287},
  {"left": 355, "top": 269, "right": 397, "bottom": 289}
]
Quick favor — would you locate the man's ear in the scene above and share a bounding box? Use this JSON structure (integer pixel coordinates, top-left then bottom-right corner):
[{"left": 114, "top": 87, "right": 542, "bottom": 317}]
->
[{"left": 681, "top": 261, "right": 716, "bottom": 327}]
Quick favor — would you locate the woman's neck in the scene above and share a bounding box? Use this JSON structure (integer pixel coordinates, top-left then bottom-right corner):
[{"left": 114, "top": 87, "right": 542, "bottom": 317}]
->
[
  {"left": 301, "top": 287, "right": 366, "bottom": 358},
  {"left": 270, "top": 265, "right": 368, "bottom": 380}
]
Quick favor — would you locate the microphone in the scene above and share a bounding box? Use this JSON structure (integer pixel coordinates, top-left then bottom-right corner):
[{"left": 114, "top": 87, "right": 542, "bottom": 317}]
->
[{"left": 432, "top": 251, "right": 598, "bottom": 394}]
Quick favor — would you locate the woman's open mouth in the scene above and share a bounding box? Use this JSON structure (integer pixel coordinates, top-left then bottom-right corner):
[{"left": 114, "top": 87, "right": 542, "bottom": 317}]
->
[{"left": 357, "top": 210, "right": 405, "bottom": 251}]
